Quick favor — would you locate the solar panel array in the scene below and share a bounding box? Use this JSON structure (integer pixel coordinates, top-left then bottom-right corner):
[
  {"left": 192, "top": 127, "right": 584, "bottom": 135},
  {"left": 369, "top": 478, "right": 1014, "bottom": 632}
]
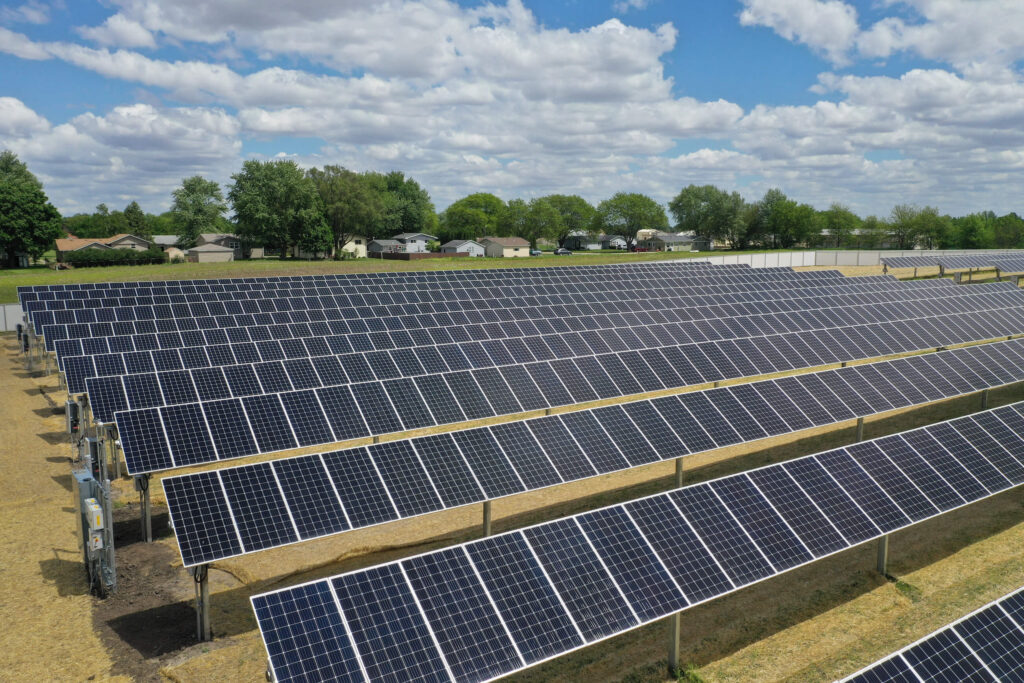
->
[
  {"left": 115, "top": 281, "right": 1024, "bottom": 474},
  {"left": 38, "top": 268, "right": 851, "bottom": 355},
  {"left": 58, "top": 273, "right": 918, "bottom": 394},
  {"left": 842, "top": 585, "right": 1024, "bottom": 682},
  {"left": 163, "top": 337, "right": 1024, "bottom": 567},
  {"left": 938, "top": 254, "right": 1005, "bottom": 270},
  {"left": 992, "top": 258, "right": 1024, "bottom": 275},
  {"left": 880, "top": 256, "right": 941, "bottom": 269},
  {"left": 250, "top": 401, "right": 1024, "bottom": 683}
]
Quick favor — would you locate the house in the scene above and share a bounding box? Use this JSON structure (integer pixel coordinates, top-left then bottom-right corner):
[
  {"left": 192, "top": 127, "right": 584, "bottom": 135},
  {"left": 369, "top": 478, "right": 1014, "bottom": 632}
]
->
[
  {"left": 164, "top": 246, "right": 186, "bottom": 261},
  {"left": 563, "top": 231, "right": 601, "bottom": 251},
  {"left": 368, "top": 239, "right": 404, "bottom": 254},
  {"left": 637, "top": 233, "right": 694, "bottom": 252},
  {"left": 480, "top": 236, "right": 530, "bottom": 258},
  {"left": 55, "top": 233, "right": 152, "bottom": 261},
  {"left": 197, "top": 233, "right": 264, "bottom": 259},
  {"left": 341, "top": 236, "right": 368, "bottom": 259},
  {"left": 152, "top": 235, "right": 178, "bottom": 248},
  {"left": 186, "top": 243, "right": 235, "bottom": 262},
  {"left": 440, "top": 239, "right": 485, "bottom": 257},
  {"left": 600, "top": 234, "right": 627, "bottom": 250},
  {"left": 392, "top": 233, "right": 437, "bottom": 253}
]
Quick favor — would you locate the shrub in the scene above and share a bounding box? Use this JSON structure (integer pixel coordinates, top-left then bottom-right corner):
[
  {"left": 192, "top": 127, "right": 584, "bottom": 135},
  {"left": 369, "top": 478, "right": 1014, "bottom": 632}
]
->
[{"left": 62, "top": 246, "right": 168, "bottom": 267}]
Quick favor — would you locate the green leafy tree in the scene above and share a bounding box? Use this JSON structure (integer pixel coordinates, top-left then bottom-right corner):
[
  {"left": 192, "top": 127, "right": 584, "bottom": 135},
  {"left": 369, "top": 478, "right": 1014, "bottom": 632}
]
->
[
  {"left": 524, "top": 198, "right": 563, "bottom": 248},
  {"left": 820, "top": 202, "right": 861, "bottom": 248},
  {"left": 171, "top": 176, "right": 228, "bottom": 250},
  {"left": 228, "top": 159, "right": 326, "bottom": 259},
  {"left": 888, "top": 204, "right": 922, "bottom": 249},
  {"left": 123, "top": 200, "right": 147, "bottom": 237},
  {"left": 916, "top": 206, "right": 952, "bottom": 249},
  {"left": 541, "top": 194, "right": 595, "bottom": 247},
  {"left": 994, "top": 212, "right": 1024, "bottom": 248},
  {"left": 0, "top": 150, "right": 62, "bottom": 267},
  {"left": 951, "top": 212, "right": 995, "bottom": 249},
  {"left": 592, "top": 192, "right": 668, "bottom": 249},
  {"left": 383, "top": 171, "right": 438, "bottom": 236},
  {"left": 753, "top": 189, "right": 819, "bottom": 248},
  {"left": 439, "top": 193, "right": 505, "bottom": 242},
  {"left": 496, "top": 198, "right": 529, "bottom": 239},
  {"left": 307, "top": 166, "right": 383, "bottom": 256},
  {"left": 668, "top": 184, "right": 743, "bottom": 245},
  {"left": 857, "top": 215, "right": 889, "bottom": 248}
]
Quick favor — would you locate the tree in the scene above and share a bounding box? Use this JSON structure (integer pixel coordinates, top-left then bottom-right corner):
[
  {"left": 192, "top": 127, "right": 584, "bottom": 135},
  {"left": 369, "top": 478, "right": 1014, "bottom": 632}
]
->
[
  {"left": 383, "top": 171, "right": 438, "bottom": 236},
  {"left": 438, "top": 193, "right": 505, "bottom": 243},
  {"left": 752, "top": 189, "right": 819, "bottom": 248},
  {"left": 951, "top": 212, "right": 994, "bottom": 250},
  {"left": 916, "top": 206, "right": 951, "bottom": 249},
  {"left": 592, "top": 192, "right": 668, "bottom": 249},
  {"left": 994, "top": 213, "right": 1024, "bottom": 249},
  {"left": 171, "top": 176, "right": 227, "bottom": 250},
  {"left": 228, "top": 160, "right": 326, "bottom": 259},
  {"left": 523, "top": 198, "right": 563, "bottom": 248},
  {"left": 857, "top": 215, "right": 889, "bottom": 248},
  {"left": 496, "top": 198, "right": 529, "bottom": 240},
  {"left": 668, "top": 185, "right": 723, "bottom": 241},
  {"left": 307, "top": 166, "right": 383, "bottom": 256},
  {"left": 123, "top": 200, "right": 148, "bottom": 237},
  {"left": 888, "top": 204, "right": 922, "bottom": 249},
  {"left": 542, "top": 194, "right": 595, "bottom": 247},
  {"left": 820, "top": 202, "right": 860, "bottom": 248},
  {"left": 0, "top": 150, "right": 62, "bottom": 267}
]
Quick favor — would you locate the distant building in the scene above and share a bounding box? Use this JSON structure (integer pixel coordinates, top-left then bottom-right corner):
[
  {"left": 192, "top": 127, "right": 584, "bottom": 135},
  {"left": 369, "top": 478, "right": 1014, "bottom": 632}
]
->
[
  {"left": 440, "top": 239, "right": 486, "bottom": 257},
  {"left": 393, "top": 233, "right": 437, "bottom": 253},
  {"left": 368, "top": 239, "right": 404, "bottom": 254},
  {"left": 341, "top": 236, "right": 368, "bottom": 259},
  {"left": 480, "top": 236, "right": 530, "bottom": 258},
  {"left": 55, "top": 233, "right": 152, "bottom": 261},
  {"left": 600, "top": 234, "right": 627, "bottom": 250},
  {"left": 563, "top": 231, "right": 601, "bottom": 251},
  {"left": 637, "top": 233, "right": 695, "bottom": 252},
  {"left": 186, "top": 243, "right": 235, "bottom": 262}
]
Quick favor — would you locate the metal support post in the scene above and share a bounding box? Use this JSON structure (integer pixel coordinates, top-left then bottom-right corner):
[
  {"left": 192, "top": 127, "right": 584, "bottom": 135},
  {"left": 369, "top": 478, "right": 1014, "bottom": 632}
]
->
[
  {"left": 666, "top": 612, "right": 682, "bottom": 677},
  {"left": 136, "top": 474, "right": 153, "bottom": 543},
  {"left": 713, "top": 381, "right": 720, "bottom": 388},
  {"left": 968, "top": 268, "right": 973, "bottom": 282},
  {"left": 913, "top": 267, "right": 917, "bottom": 279},
  {"left": 675, "top": 457, "right": 684, "bottom": 488},
  {"left": 482, "top": 500, "right": 492, "bottom": 537},
  {"left": 544, "top": 407, "right": 552, "bottom": 416},
  {"left": 876, "top": 535, "right": 889, "bottom": 575},
  {"left": 840, "top": 361, "right": 847, "bottom": 368},
  {"left": 856, "top": 417, "right": 865, "bottom": 442},
  {"left": 372, "top": 435, "right": 380, "bottom": 444},
  {"left": 981, "top": 389, "right": 990, "bottom": 411},
  {"left": 105, "top": 425, "right": 120, "bottom": 480},
  {"left": 192, "top": 564, "right": 212, "bottom": 641}
]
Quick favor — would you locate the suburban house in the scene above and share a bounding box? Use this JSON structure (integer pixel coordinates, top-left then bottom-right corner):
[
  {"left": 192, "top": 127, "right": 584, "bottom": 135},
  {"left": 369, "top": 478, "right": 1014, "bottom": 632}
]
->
[
  {"left": 368, "top": 239, "right": 404, "bottom": 254},
  {"left": 186, "top": 243, "right": 235, "bottom": 262},
  {"left": 637, "top": 233, "right": 695, "bottom": 252},
  {"left": 393, "top": 233, "right": 436, "bottom": 253},
  {"left": 440, "top": 239, "right": 485, "bottom": 257},
  {"left": 55, "top": 233, "right": 152, "bottom": 261},
  {"left": 563, "top": 231, "right": 601, "bottom": 251},
  {"left": 341, "top": 236, "right": 368, "bottom": 259},
  {"left": 600, "top": 234, "right": 627, "bottom": 249},
  {"left": 480, "top": 236, "right": 530, "bottom": 258}
]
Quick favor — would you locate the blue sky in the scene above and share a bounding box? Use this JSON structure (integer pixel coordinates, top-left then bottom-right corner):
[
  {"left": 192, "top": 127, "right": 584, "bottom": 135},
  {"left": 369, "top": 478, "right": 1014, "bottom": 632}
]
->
[{"left": 1, "top": 0, "right": 1023, "bottom": 219}]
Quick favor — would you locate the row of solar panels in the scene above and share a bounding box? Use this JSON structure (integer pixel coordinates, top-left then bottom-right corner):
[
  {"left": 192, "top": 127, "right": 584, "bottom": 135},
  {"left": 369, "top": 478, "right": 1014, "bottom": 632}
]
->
[
  {"left": 881, "top": 253, "right": 1024, "bottom": 269},
  {"left": 991, "top": 258, "right": 1024, "bottom": 274},
  {"left": 843, "top": 584, "right": 1024, "bottom": 682},
  {"left": 163, "top": 336, "right": 1024, "bottom": 567},
  {"left": 41, "top": 274, "right": 914, "bottom": 356},
  {"left": 17, "top": 259, "right": 742, "bottom": 297},
  {"left": 20, "top": 264, "right": 797, "bottom": 312},
  {"left": 250, "top": 402, "right": 1024, "bottom": 683},
  {"left": 38, "top": 271, "right": 896, "bottom": 355},
  {"left": 61, "top": 278, "right": 964, "bottom": 395},
  {"left": 32, "top": 268, "right": 849, "bottom": 342},
  {"left": 112, "top": 287, "right": 1024, "bottom": 474}
]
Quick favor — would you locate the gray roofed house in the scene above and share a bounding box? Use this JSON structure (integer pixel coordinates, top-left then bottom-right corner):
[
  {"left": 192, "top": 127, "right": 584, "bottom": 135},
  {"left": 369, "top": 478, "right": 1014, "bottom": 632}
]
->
[
  {"left": 151, "top": 235, "right": 179, "bottom": 247},
  {"left": 392, "top": 232, "right": 437, "bottom": 253},
  {"left": 368, "top": 239, "right": 403, "bottom": 254},
  {"left": 638, "top": 232, "right": 695, "bottom": 252},
  {"left": 440, "top": 239, "right": 485, "bottom": 257},
  {"left": 185, "top": 242, "right": 235, "bottom": 262}
]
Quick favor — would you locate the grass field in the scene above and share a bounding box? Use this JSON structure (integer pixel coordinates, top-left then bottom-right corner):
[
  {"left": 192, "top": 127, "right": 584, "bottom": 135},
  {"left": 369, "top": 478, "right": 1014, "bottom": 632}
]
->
[{"left": 0, "top": 249, "right": 809, "bottom": 304}]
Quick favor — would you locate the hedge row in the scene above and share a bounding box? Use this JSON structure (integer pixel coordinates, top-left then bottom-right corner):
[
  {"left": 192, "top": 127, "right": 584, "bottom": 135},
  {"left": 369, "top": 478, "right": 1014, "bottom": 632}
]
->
[{"left": 62, "top": 247, "right": 168, "bottom": 267}]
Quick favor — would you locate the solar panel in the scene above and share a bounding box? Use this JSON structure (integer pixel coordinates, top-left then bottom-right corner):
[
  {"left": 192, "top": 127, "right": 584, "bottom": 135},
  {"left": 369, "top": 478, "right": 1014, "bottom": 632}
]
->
[
  {"left": 842, "top": 584, "right": 1024, "bottom": 682},
  {"left": 251, "top": 403, "right": 1024, "bottom": 683},
  {"left": 164, "top": 339, "right": 1024, "bottom": 567}
]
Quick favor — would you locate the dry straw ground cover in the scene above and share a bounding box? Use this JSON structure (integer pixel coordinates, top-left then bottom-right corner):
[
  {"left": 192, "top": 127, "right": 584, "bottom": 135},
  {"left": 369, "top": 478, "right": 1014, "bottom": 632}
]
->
[{"left": 4, "top": 265, "right": 1023, "bottom": 682}]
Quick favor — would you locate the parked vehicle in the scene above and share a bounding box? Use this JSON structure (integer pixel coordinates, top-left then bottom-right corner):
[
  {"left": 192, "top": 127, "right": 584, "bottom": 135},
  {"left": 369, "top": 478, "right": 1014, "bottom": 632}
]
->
[
  {"left": 554, "top": 248, "right": 572, "bottom": 255},
  {"left": 530, "top": 249, "right": 542, "bottom": 256}
]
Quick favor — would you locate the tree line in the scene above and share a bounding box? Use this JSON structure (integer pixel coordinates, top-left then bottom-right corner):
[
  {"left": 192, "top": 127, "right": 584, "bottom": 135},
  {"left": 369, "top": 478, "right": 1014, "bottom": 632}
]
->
[{"left": 5, "top": 148, "right": 1024, "bottom": 268}]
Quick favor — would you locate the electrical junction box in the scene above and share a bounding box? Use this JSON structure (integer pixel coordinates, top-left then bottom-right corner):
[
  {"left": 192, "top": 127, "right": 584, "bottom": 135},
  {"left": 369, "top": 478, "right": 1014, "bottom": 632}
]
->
[
  {"left": 89, "top": 532, "right": 104, "bottom": 552},
  {"left": 85, "top": 498, "right": 104, "bottom": 532}
]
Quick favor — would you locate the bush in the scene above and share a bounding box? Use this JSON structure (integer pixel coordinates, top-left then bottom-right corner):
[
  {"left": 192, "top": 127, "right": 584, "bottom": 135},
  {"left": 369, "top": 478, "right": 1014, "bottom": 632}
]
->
[{"left": 62, "top": 246, "right": 168, "bottom": 267}]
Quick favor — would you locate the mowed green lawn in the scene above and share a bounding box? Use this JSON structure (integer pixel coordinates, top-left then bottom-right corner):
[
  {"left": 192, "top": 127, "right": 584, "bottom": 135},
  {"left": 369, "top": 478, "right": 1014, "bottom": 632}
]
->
[{"left": 0, "top": 250, "right": 804, "bottom": 304}]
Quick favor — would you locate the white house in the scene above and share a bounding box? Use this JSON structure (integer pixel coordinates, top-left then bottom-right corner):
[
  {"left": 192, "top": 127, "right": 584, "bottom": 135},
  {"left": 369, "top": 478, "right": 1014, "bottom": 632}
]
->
[
  {"left": 600, "top": 234, "right": 627, "bottom": 249},
  {"left": 480, "top": 236, "right": 530, "bottom": 258},
  {"left": 638, "top": 233, "right": 695, "bottom": 252},
  {"left": 440, "top": 239, "right": 485, "bottom": 257},
  {"left": 393, "top": 233, "right": 436, "bottom": 253},
  {"left": 368, "top": 239, "right": 403, "bottom": 254},
  {"left": 340, "top": 236, "right": 368, "bottom": 258},
  {"left": 186, "top": 243, "right": 235, "bottom": 262}
]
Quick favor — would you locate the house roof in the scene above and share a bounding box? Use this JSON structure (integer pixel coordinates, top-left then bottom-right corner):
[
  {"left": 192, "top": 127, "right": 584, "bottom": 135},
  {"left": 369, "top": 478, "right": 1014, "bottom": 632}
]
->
[
  {"left": 152, "top": 235, "right": 178, "bottom": 245},
  {"left": 370, "top": 239, "right": 401, "bottom": 246},
  {"left": 187, "top": 243, "right": 235, "bottom": 252},
  {"left": 393, "top": 233, "right": 437, "bottom": 241},
  {"left": 55, "top": 238, "right": 112, "bottom": 252},
  {"left": 198, "top": 233, "right": 237, "bottom": 242},
  {"left": 648, "top": 233, "right": 693, "bottom": 243},
  {"left": 599, "top": 234, "right": 625, "bottom": 241},
  {"left": 481, "top": 236, "right": 530, "bottom": 247},
  {"left": 441, "top": 239, "right": 483, "bottom": 249}
]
